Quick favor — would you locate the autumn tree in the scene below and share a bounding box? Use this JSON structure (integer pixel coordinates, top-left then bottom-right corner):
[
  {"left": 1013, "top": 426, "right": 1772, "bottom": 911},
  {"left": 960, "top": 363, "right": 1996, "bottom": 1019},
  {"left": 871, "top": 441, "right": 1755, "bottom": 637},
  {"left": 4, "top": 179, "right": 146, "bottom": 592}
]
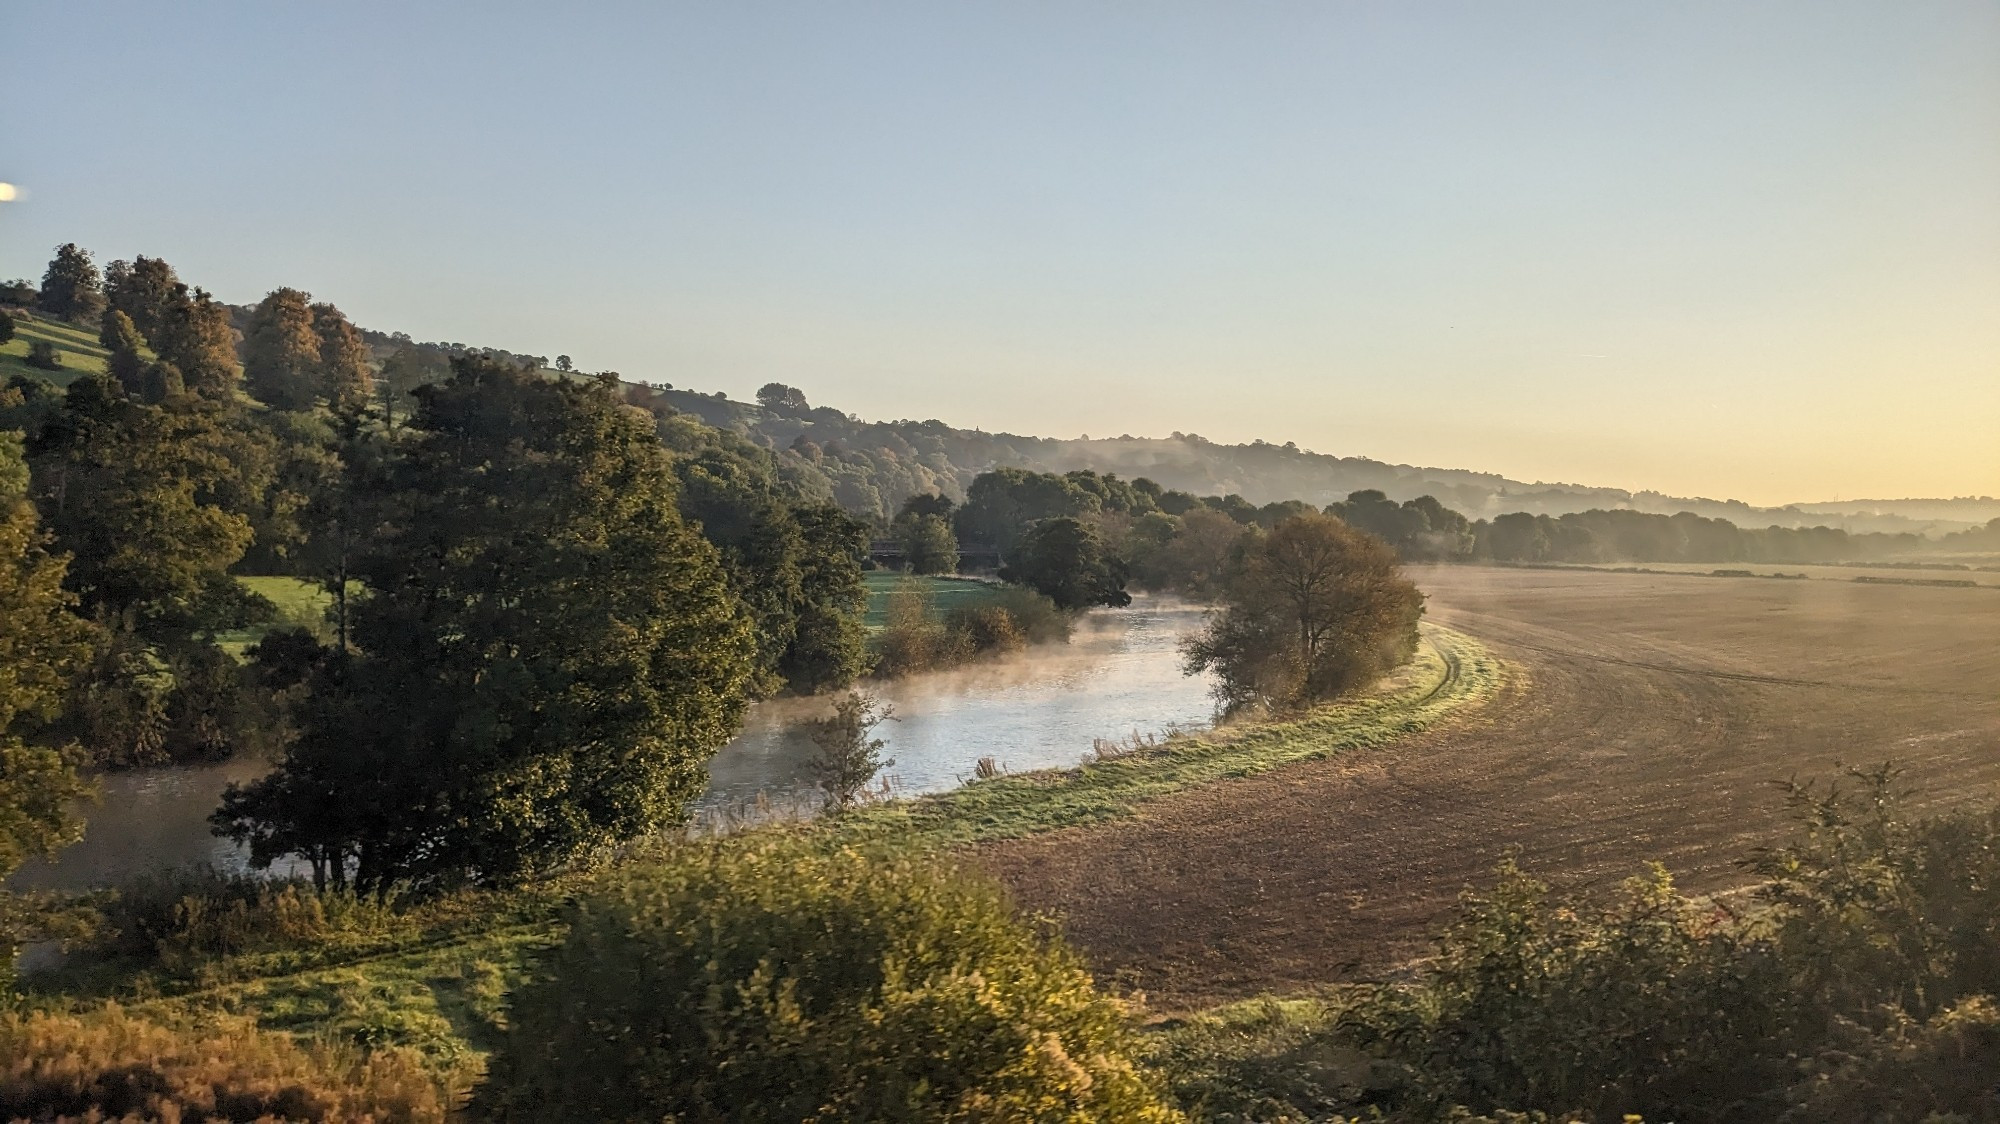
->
[
  {"left": 214, "top": 361, "right": 758, "bottom": 891},
  {"left": 1183, "top": 511, "right": 1424, "bottom": 715},
  {"left": 309, "top": 302, "right": 373, "bottom": 410},
  {"left": 152, "top": 285, "right": 240, "bottom": 398},
  {"left": 37, "top": 244, "right": 105, "bottom": 323},
  {"left": 243, "top": 289, "right": 321, "bottom": 411}
]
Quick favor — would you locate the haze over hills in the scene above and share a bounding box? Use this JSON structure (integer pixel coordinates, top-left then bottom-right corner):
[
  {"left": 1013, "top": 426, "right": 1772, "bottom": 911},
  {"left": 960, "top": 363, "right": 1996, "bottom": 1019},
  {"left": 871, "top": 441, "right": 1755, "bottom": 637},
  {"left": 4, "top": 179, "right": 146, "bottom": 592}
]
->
[{"left": 326, "top": 314, "right": 2000, "bottom": 536}]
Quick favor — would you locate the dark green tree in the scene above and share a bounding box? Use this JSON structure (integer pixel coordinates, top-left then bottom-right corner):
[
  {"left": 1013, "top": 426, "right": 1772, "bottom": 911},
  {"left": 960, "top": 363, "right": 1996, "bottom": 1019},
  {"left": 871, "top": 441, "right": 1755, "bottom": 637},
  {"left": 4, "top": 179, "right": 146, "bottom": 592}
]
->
[
  {"left": 25, "top": 375, "right": 257, "bottom": 638},
  {"left": 954, "top": 468, "right": 1101, "bottom": 557},
  {"left": 102, "top": 256, "right": 180, "bottom": 342},
  {"left": 897, "top": 512, "right": 958, "bottom": 574},
  {"left": 376, "top": 344, "right": 447, "bottom": 429},
  {"left": 215, "top": 361, "right": 758, "bottom": 891},
  {"left": 293, "top": 403, "right": 389, "bottom": 651},
  {"left": 0, "top": 431, "right": 96, "bottom": 967},
  {"left": 778, "top": 503, "right": 872, "bottom": 693},
  {"left": 37, "top": 244, "right": 105, "bottom": 323},
  {"left": 660, "top": 417, "right": 869, "bottom": 695},
  {"left": 0, "top": 309, "right": 13, "bottom": 345},
  {"left": 243, "top": 288, "right": 321, "bottom": 411},
  {"left": 98, "top": 309, "right": 147, "bottom": 396},
  {"left": 755, "top": 381, "right": 809, "bottom": 413},
  {"left": 999, "top": 517, "right": 1131, "bottom": 611}
]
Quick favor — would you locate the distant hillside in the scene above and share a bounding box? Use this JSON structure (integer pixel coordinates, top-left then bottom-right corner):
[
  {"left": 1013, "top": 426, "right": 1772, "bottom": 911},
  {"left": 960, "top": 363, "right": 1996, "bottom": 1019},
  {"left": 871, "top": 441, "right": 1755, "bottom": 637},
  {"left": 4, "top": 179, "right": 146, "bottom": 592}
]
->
[{"left": 599, "top": 379, "right": 1993, "bottom": 535}]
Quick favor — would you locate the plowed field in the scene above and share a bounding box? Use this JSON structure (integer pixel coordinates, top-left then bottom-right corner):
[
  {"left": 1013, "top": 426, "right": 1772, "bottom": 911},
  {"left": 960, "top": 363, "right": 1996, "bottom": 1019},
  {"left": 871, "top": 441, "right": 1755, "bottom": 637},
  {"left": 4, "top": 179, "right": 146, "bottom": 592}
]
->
[{"left": 980, "top": 566, "right": 2000, "bottom": 1007}]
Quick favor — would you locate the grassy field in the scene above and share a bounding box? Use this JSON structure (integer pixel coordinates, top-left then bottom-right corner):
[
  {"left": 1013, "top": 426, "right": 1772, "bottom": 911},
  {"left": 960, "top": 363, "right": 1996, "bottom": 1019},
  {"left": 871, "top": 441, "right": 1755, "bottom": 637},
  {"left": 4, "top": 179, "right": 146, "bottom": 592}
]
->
[
  {"left": 860, "top": 570, "right": 1005, "bottom": 629},
  {"left": 0, "top": 311, "right": 109, "bottom": 387},
  {"left": 213, "top": 576, "right": 337, "bottom": 656}
]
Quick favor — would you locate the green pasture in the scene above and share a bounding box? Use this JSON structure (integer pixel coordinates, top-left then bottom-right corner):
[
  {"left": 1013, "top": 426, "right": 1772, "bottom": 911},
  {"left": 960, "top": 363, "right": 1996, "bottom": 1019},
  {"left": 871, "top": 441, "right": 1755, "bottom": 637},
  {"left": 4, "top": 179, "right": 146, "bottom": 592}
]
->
[
  {"left": 861, "top": 571, "right": 1005, "bottom": 629},
  {"left": 0, "top": 312, "right": 109, "bottom": 387}
]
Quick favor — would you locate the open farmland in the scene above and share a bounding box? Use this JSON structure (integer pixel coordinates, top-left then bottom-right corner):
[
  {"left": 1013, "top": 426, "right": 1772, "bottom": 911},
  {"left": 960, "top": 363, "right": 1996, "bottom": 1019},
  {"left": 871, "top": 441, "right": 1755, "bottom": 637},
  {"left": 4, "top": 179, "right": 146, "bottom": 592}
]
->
[{"left": 981, "top": 564, "right": 2000, "bottom": 1008}]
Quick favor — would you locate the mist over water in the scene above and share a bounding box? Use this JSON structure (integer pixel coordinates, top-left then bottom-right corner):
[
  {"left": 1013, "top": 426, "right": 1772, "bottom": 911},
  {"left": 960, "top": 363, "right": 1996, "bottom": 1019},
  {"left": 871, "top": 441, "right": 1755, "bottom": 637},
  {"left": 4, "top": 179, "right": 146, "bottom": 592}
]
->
[
  {"left": 701, "top": 597, "right": 1215, "bottom": 810},
  {"left": 9, "top": 598, "right": 1215, "bottom": 892}
]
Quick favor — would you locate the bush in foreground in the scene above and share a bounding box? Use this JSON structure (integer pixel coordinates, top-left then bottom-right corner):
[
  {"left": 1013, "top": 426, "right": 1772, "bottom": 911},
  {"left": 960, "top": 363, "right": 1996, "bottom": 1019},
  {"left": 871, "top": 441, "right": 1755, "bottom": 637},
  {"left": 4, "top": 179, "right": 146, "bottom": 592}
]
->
[
  {"left": 481, "top": 836, "right": 1184, "bottom": 1123},
  {"left": 1321, "top": 768, "right": 2000, "bottom": 1122},
  {"left": 0, "top": 1004, "right": 455, "bottom": 1123}
]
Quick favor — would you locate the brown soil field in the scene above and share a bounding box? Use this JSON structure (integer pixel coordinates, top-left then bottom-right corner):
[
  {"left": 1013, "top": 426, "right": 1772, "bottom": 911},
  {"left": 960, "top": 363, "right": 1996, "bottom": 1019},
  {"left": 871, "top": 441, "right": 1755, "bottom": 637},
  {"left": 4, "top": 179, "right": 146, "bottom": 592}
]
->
[{"left": 980, "top": 565, "right": 2000, "bottom": 1008}]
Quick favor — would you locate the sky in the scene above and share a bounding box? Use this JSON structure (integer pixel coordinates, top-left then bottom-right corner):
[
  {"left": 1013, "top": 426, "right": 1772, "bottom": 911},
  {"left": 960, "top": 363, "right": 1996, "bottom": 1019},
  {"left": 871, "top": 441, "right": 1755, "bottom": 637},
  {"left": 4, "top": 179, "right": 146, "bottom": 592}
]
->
[{"left": 4, "top": 2, "right": 1996, "bottom": 506}]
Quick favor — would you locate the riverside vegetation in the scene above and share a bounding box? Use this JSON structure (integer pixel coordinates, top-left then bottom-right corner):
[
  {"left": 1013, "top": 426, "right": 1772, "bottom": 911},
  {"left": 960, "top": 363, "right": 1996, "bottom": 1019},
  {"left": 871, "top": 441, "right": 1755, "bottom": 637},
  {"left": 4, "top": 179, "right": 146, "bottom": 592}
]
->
[{"left": 4, "top": 243, "right": 1995, "bottom": 1120}]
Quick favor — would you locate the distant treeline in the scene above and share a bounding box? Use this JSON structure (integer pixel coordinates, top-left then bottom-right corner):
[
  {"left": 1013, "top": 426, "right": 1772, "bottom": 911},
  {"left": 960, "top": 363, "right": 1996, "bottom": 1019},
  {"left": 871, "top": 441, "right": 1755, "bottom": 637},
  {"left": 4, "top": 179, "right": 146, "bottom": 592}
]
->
[
  {"left": 1346, "top": 498, "right": 1944, "bottom": 566},
  {"left": 918, "top": 467, "right": 1943, "bottom": 585}
]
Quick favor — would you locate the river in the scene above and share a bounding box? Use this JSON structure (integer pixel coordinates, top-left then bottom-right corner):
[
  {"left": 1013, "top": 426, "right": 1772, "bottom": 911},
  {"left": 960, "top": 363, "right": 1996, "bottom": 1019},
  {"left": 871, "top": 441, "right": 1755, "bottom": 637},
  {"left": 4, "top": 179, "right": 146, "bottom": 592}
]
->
[{"left": 8, "top": 598, "right": 1215, "bottom": 892}]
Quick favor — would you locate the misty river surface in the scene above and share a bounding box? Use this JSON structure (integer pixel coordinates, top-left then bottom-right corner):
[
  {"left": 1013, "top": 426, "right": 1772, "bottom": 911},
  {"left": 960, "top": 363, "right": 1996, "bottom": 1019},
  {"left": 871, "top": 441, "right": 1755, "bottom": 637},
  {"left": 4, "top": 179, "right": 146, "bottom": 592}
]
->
[{"left": 9, "top": 599, "right": 1215, "bottom": 892}]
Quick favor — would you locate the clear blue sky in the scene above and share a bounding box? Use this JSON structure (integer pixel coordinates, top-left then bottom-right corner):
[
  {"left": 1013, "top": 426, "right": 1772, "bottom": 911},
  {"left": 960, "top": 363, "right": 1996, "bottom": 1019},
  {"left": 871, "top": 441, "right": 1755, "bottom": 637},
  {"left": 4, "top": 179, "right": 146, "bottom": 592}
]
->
[{"left": 6, "top": 2, "right": 1996, "bottom": 504}]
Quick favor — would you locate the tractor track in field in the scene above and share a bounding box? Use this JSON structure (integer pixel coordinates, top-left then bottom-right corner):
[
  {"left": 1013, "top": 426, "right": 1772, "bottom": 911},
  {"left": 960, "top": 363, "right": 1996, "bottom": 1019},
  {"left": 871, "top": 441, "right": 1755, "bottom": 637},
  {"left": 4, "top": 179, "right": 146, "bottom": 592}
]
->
[{"left": 978, "top": 565, "right": 2000, "bottom": 1008}]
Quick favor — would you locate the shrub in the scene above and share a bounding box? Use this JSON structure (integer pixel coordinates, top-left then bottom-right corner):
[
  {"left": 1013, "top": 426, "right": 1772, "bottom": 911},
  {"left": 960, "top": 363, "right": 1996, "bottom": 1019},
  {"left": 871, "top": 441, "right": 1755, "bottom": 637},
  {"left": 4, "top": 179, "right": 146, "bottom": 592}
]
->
[
  {"left": 870, "top": 579, "right": 969, "bottom": 677},
  {"left": 873, "top": 582, "right": 1070, "bottom": 679},
  {"left": 481, "top": 836, "right": 1185, "bottom": 1123},
  {"left": 1320, "top": 769, "right": 2000, "bottom": 1123},
  {"left": 25, "top": 339, "right": 61, "bottom": 371},
  {"left": 0, "top": 309, "right": 13, "bottom": 344},
  {"left": 0, "top": 1004, "right": 456, "bottom": 1123},
  {"left": 945, "top": 603, "right": 1026, "bottom": 656},
  {"left": 992, "top": 584, "right": 1073, "bottom": 644},
  {"left": 805, "top": 691, "right": 895, "bottom": 811}
]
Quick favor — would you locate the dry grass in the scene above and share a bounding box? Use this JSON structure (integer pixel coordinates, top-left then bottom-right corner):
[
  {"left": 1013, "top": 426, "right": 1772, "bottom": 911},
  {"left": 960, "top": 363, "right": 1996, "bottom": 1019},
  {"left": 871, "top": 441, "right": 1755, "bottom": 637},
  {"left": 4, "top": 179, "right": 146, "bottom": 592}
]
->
[{"left": 0, "top": 1004, "right": 465, "bottom": 1123}]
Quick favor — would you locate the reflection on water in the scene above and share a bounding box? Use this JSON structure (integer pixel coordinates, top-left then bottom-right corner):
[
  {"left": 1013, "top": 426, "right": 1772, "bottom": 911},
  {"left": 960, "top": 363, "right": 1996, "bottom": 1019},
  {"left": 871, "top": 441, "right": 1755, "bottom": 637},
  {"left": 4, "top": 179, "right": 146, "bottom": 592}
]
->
[
  {"left": 6, "top": 756, "right": 272, "bottom": 892},
  {"left": 9, "top": 598, "right": 1214, "bottom": 892}
]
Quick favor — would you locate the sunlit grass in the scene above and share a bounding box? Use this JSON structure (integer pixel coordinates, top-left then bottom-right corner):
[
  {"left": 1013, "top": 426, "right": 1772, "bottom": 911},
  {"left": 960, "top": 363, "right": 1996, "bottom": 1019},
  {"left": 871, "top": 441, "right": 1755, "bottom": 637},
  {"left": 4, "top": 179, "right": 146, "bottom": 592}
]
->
[{"left": 0, "top": 312, "right": 109, "bottom": 386}]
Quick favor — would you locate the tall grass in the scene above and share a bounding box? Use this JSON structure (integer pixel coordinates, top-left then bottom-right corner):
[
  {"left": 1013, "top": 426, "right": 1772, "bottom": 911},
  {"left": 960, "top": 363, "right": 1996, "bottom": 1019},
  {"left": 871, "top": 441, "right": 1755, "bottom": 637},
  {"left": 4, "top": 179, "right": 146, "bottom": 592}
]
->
[{"left": 0, "top": 1004, "right": 464, "bottom": 1123}]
